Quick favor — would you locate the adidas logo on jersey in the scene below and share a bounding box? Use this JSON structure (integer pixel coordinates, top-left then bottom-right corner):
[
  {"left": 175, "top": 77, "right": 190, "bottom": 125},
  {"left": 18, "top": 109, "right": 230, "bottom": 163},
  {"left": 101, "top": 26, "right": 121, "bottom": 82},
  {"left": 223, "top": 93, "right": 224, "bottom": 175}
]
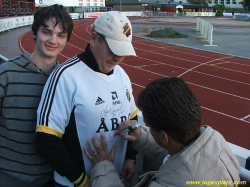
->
[{"left": 95, "top": 97, "right": 105, "bottom": 105}]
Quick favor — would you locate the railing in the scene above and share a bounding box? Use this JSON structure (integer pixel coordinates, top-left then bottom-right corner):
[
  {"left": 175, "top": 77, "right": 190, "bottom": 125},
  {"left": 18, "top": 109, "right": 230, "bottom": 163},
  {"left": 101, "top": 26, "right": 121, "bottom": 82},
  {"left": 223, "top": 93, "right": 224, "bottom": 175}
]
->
[
  {"left": 0, "top": 54, "right": 8, "bottom": 64},
  {"left": 196, "top": 17, "right": 216, "bottom": 46},
  {"left": 82, "top": 6, "right": 115, "bottom": 12},
  {"left": 241, "top": 167, "right": 250, "bottom": 182},
  {"left": 143, "top": 11, "right": 174, "bottom": 19},
  {"left": 234, "top": 14, "right": 250, "bottom": 21},
  {"left": 0, "top": 15, "right": 34, "bottom": 33}
]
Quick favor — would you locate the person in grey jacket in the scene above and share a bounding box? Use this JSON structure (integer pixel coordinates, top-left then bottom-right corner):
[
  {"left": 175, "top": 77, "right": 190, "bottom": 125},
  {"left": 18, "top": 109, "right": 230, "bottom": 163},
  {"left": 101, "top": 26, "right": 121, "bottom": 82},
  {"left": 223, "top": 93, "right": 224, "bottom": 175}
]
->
[
  {"left": 0, "top": 4, "right": 73, "bottom": 187},
  {"left": 84, "top": 77, "right": 241, "bottom": 187}
]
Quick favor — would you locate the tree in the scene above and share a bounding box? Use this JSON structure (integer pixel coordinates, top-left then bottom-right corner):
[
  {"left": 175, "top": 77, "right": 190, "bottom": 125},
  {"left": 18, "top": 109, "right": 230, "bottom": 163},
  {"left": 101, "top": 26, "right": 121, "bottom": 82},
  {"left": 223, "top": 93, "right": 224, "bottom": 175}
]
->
[
  {"left": 213, "top": 4, "right": 225, "bottom": 16},
  {"left": 242, "top": 0, "right": 250, "bottom": 10},
  {"left": 187, "top": 0, "right": 208, "bottom": 5}
]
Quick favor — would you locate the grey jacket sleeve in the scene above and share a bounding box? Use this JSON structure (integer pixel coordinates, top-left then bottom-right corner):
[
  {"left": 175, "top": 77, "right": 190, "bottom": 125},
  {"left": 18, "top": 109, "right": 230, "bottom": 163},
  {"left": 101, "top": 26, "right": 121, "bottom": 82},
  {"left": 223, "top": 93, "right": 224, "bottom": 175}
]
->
[
  {"left": 91, "top": 160, "right": 124, "bottom": 187},
  {"left": 133, "top": 125, "right": 168, "bottom": 164}
]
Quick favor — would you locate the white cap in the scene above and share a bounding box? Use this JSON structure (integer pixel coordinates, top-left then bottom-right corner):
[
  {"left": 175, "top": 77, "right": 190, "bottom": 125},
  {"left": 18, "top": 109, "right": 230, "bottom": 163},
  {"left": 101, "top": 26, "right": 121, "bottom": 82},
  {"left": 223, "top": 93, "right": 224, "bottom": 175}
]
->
[{"left": 92, "top": 11, "right": 136, "bottom": 57}]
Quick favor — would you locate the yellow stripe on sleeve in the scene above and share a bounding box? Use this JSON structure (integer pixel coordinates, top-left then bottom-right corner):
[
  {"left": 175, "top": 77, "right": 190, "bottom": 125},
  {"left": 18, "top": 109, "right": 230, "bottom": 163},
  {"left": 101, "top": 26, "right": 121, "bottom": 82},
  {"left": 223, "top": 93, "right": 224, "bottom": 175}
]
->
[
  {"left": 74, "top": 173, "right": 83, "bottom": 185},
  {"left": 36, "top": 125, "right": 63, "bottom": 138},
  {"left": 130, "top": 107, "right": 139, "bottom": 119},
  {"left": 78, "top": 175, "right": 88, "bottom": 187},
  {"left": 73, "top": 173, "right": 88, "bottom": 187}
]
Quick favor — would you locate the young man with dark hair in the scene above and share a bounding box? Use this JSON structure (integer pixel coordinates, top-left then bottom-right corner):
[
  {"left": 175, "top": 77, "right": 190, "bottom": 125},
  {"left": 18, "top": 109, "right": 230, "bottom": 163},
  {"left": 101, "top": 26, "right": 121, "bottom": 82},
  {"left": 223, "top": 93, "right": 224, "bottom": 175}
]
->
[
  {"left": 85, "top": 77, "right": 241, "bottom": 187},
  {"left": 35, "top": 11, "right": 138, "bottom": 187},
  {"left": 0, "top": 4, "right": 73, "bottom": 187},
  {"left": 32, "top": 4, "right": 73, "bottom": 43}
]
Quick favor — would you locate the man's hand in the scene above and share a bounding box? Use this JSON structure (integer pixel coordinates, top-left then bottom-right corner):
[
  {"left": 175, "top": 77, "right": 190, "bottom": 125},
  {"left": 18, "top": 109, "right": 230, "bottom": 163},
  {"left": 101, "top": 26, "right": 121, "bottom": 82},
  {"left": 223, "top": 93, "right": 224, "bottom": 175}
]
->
[
  {"left": 120, "top": 160, "right": 135, "bottom": 181},
  {"left": 118, "top": 120, "right": 141, "bottom": 142},
  {"left": 84, "top": 133, "right": 116, "bottom": 166}
]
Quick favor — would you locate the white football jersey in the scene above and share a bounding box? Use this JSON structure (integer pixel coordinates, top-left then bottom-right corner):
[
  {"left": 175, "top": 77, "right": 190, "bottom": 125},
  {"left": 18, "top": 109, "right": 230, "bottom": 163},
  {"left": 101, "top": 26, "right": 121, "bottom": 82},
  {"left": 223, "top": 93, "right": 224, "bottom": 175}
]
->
[{"left": 37, "top": 56, "right": 138, "bottom": 186}]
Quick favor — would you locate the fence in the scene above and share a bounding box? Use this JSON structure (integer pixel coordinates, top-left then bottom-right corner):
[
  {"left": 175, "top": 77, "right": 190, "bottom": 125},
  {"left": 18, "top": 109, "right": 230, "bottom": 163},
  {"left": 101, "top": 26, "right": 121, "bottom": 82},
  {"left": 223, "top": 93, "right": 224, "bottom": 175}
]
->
[
  {"left": 143, "top": 11, "right": 174, "bottom": 19},
  {"left": 234, "top": 14, "right": 250, "bottom": 21},
  {"left": 195, "top": 17, "right": 216, "bottom": 46},
  {"left": 83, "top": 11, "right": 143, "bottom": 19},
  {"left": 0, "top": 54, "right": 8, "bottom": 64},
  {"left": 0, "top": 15, "right": 34, "bottom": 33}
]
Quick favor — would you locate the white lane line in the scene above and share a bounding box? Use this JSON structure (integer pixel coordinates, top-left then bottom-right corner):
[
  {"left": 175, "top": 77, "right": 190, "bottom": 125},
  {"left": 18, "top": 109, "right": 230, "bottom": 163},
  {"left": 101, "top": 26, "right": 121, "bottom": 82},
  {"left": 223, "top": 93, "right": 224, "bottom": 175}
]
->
[
  {"left": 131, "top": 82, "right": 250, "bottom": 124},
  {"left": 124, "top": 63, "right": 250, "bottom": 101},
  {"left": 178, "top": 56, "right": 232, "bottom": 77},
  {"left": 136, "top": 56, "right": 250, "bottom": 86}
]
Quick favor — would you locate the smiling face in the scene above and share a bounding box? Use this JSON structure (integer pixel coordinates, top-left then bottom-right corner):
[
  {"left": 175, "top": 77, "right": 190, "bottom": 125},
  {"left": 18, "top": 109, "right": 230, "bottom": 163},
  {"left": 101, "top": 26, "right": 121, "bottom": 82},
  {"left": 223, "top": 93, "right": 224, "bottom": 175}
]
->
[
  {"left": 90, "top": 31, "right": 125, "bottom": 74},
  {"left": 33, "top": 17, "right": 68, "bottom": 61}
]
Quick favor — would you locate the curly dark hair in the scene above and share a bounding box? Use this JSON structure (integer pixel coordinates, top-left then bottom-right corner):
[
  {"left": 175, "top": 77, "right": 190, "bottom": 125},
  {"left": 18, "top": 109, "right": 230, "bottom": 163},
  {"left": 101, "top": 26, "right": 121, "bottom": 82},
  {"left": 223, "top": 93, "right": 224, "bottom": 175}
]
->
[
  {"left": 32, "top": 4, "right": 73, "bottom": 42},
  {"left": 137, "top": 77, "right": 202, "bottom": 145}
]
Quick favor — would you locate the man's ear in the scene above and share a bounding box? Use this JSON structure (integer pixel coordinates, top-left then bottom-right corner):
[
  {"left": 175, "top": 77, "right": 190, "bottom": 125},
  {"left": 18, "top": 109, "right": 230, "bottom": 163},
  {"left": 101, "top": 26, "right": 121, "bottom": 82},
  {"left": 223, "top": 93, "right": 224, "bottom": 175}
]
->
[
  {"left": 89, "top": 31, "right": 98, "bottom": 47},
  {"left": 90, "top": 31, "right": 98, "bottom": 41},
  {"left": 160, "top": 130, "right": 169, "bottom": 145}
]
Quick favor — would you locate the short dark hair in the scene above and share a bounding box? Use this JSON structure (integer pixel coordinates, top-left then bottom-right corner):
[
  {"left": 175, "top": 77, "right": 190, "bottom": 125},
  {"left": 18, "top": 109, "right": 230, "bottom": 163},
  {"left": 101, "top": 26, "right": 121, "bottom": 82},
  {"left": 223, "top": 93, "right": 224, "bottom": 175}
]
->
[
  {"left": 137, "top": 77, "right": 202, "bottom": 145},
  {"left": 32, "top": 4, "right": 73, "bottom": 42}
]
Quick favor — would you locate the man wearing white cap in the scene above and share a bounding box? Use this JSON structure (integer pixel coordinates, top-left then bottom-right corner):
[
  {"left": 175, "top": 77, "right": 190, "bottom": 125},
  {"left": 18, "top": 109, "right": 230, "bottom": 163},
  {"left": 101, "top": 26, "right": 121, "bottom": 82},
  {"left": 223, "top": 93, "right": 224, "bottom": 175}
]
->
[{"left": 35, "top": 11, "right": 138, "bottom": 187}]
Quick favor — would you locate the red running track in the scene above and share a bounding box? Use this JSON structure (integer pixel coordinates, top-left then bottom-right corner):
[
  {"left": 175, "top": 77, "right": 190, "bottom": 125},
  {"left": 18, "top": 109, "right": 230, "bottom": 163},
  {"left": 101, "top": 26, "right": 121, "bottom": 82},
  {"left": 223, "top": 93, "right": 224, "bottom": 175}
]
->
[{"left": 19, "top": 18, "right": 250, "bottom": 150}]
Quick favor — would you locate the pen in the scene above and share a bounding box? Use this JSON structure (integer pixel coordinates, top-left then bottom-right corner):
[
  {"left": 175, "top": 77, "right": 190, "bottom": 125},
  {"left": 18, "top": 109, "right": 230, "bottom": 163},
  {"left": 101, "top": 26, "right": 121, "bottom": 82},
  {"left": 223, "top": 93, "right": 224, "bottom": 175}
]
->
[{"left": 114, "top": 123, "right": 141, "bottom": 136}]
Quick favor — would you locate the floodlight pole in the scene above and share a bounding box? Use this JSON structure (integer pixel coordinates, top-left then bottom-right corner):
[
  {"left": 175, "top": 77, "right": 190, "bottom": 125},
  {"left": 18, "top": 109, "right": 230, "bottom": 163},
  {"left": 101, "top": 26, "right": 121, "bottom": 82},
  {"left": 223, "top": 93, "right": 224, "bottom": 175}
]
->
[{"left": 120, "top": 0, "right": 122, "bottom": 11}]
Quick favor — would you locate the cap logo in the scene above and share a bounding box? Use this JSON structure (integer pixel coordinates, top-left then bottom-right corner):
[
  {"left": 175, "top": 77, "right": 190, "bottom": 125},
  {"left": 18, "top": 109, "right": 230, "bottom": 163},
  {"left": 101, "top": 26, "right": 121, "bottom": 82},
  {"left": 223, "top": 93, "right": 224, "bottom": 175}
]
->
[{"left": 123, "top": 23, "right": 131, "bottom": 37}]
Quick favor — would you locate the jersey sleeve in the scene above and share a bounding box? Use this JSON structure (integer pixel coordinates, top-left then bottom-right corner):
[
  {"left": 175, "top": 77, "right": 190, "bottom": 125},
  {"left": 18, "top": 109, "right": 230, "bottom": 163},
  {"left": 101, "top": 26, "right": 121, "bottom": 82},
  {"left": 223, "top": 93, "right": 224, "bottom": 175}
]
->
[
  {"left": 128, "top": 82, "right": 139, "bottom": 120},
  {"left": 35, "top": 61, "right": 88, "bottom": 184},
  {"left": 36, "top": 65, "right": 76, "bottom": 137}
]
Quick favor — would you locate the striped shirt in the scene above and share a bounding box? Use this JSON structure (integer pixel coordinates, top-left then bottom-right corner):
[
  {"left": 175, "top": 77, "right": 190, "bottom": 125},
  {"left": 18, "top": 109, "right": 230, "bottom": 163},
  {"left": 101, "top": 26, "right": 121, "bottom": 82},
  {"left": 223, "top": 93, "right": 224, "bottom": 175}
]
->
[{"left": 0, "top": 52, "right": 58, "bottom": 187}]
